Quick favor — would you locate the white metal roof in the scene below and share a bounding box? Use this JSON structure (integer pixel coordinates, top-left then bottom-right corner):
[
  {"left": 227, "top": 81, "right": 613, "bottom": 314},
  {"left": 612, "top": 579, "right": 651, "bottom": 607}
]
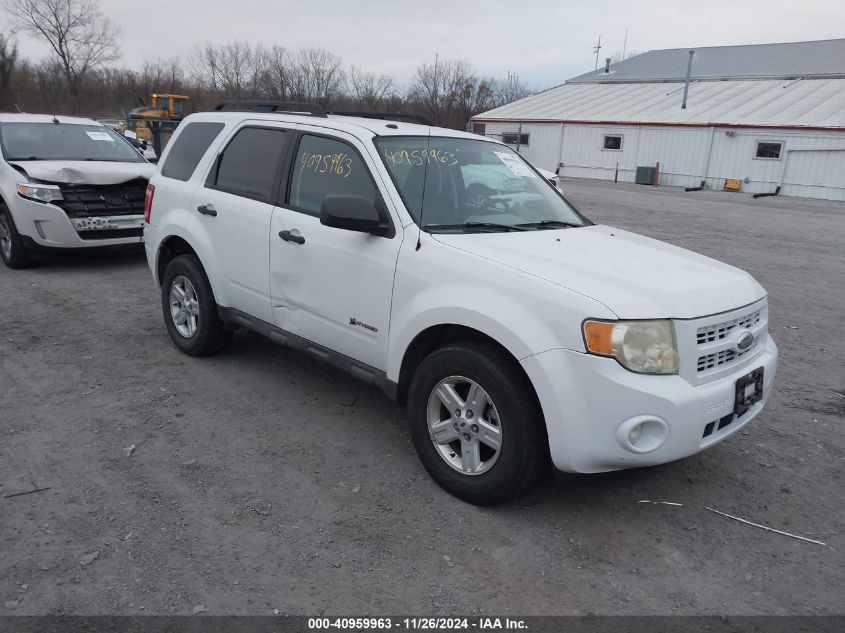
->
[
  {"left": 473, "top": 78, "right": 845, "bottom": 130},
  {"left": 569, "top": 39, "right": 845, "bottom": 83}
]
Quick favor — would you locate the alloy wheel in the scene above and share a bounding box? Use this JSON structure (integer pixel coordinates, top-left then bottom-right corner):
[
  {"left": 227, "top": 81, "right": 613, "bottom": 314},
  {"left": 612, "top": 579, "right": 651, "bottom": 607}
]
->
[
  {"left": 426, "top": 375, "right": 502, "bottom": 475},
  {"left": 169, "top": 275, "right": 200, "bottom": 338}
]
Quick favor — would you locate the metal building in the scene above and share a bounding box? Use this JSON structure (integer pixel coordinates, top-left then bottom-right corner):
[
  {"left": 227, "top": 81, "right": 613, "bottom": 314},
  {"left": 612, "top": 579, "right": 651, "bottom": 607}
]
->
[{"left": 472, "top": 39, "right": 845, "bottom": 201}]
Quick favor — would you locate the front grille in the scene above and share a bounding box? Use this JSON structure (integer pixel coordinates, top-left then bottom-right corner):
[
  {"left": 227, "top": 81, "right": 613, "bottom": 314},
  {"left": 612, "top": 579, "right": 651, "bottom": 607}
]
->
[
  {"left": 675, "top": 300, "right": 769, "bottom": 385},
  {"left": 56, "top": 179, "right": 148, "bottom": 219},
  {"left": 697, "top": 347, "right": 755, "bottom": 372},
  {"left": 696, "top": 310, "right": 762, "bottom": 345},
  {"left": 694, "top": 305, "right": 766, "bottom": 375}
]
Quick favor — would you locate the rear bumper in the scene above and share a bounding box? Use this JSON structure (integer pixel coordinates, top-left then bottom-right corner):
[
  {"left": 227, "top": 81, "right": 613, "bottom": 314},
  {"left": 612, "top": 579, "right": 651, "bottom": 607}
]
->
[
  {"left": 10, "top": 196, "right": 143, "bottom": 249},
  {"left": 521, "top": 334, "right": 778, "bottom": 473}
]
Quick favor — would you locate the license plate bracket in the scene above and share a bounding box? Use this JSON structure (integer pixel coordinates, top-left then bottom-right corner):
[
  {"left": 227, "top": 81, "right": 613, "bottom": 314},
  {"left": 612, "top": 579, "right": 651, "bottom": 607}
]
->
[{"left": 735, "top": 367, "right": 764, "bottom": 417}]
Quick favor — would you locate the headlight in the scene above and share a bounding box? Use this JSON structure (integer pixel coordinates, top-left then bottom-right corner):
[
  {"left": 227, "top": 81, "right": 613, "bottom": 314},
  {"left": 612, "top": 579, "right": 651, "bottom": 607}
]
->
[
  {"left": 17, "top": 182, "right": 63, "bottom": 204},
  {"left": 583, "top": 319, "right": 679, "bottom": 375}
]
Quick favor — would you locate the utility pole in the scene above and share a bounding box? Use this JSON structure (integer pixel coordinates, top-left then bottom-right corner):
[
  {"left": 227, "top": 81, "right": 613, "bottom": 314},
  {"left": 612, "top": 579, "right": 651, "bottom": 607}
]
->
[
  {"left": 593, "top": 36, "right": 602, "bottom": 70},
  {"left": 622, "top": 27, "right": 628, "bottom": 60}
]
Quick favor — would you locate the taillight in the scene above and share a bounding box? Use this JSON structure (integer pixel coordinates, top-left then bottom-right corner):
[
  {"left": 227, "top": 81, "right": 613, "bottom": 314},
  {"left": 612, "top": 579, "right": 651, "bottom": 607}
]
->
[{"left": 144, "top": 183, "right": 155, "bottom": 223}]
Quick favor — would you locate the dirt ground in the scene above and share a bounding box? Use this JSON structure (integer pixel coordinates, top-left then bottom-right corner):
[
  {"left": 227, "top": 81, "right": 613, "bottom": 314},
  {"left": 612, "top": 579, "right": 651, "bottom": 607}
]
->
[{"left": 1, "top": 179, "right": 843, "bottom": 616}]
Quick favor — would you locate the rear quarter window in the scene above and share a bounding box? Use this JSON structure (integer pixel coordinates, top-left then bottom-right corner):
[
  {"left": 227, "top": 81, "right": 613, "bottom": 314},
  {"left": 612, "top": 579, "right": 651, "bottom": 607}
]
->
[
  {"left": 209, "top": 127, "right": 289, "bottom": 202},
  {"left": 160, "top": 122, "right": 225, "bottom": 181}
]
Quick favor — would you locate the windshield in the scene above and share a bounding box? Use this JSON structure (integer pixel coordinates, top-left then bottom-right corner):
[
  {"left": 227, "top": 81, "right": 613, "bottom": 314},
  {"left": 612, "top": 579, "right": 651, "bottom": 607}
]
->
[
  {"left": 375, "top": 136, "right": 589, "bottom": 233},
  {"left": 0, "top": 122, "right": 145, "bottom": 163}
]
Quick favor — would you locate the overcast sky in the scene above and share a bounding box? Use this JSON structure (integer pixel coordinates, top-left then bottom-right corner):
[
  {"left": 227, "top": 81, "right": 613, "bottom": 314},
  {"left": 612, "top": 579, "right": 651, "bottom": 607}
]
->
[{"left": 6, "top": 0, "right": 844, "bottom": 89}]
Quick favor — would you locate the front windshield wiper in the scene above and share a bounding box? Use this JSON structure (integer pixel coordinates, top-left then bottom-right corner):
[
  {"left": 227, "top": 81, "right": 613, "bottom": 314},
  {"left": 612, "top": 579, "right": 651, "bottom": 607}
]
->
[
  {"left": 424, "top": 222, "right": 529, "bottom": 233},
  {"left": 515, "top": 220, "right": 583, "bottom": 229},
  {"left": 8, "top": 156, "right": 45, "bottom": 161}
]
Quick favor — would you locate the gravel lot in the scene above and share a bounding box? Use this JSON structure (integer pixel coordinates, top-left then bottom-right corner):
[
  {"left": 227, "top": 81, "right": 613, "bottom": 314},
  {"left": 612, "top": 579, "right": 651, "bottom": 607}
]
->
[{"left": 1, "top": 179, "right": 843, "bottom": 616}]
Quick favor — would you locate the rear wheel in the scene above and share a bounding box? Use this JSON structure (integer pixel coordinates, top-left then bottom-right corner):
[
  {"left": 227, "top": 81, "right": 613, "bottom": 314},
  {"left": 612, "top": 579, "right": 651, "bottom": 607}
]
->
[
  {"left": 161, "top": 254, "right": 231, "bottom": 356},
  {"left": 0, "top": 203, "right": 32, "bottom": 269},
  {"left": 407, "top": 341, "right": 548, "bottom": 505}
]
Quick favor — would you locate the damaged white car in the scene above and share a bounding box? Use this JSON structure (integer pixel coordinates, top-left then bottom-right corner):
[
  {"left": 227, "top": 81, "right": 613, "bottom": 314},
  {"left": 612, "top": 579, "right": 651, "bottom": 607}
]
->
[{"left": 0, "top": 114, "right": 155, "bottom": 269}]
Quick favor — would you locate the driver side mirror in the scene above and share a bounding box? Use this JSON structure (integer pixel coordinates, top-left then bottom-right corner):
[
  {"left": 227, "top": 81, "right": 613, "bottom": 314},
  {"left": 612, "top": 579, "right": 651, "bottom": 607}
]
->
[{"left": 320, "top": 195, "right": 393, "bottom": 238}]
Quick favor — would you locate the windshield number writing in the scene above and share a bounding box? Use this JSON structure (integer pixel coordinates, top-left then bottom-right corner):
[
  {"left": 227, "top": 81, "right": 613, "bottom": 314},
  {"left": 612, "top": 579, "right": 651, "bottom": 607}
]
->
[
  {"left": 384, "top": 148, "right": 458, "bottom": 167},
  {"left": 299, "top": 152, "right": 352, "bottom": 178}
]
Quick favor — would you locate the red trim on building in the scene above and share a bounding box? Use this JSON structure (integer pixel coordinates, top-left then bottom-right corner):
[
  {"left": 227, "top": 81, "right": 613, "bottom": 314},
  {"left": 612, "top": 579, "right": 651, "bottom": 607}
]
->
[{"left": 472, "top": 119, "right": 845, "bottom": 133}]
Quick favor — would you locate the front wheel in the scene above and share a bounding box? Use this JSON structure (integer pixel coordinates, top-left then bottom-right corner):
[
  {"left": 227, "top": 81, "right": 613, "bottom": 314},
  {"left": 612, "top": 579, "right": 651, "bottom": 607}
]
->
[
  {"left": 407, "top": 342, "right": 549, "bottom": 505},
  {"left": 0, "top": 204, "right": 32, "bottom": 269},
  {"left": 161, "top": 254, "right": 232, "bottom": 356}
]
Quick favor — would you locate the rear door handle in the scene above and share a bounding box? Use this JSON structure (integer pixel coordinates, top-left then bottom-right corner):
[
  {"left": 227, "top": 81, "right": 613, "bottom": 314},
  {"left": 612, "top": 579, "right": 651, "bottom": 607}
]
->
[
  {"left": 197, "top": 204, "right": 217, "bottom": 217},
  {"left": 278, "top": 230, "right": 305, "bottom": 244}
]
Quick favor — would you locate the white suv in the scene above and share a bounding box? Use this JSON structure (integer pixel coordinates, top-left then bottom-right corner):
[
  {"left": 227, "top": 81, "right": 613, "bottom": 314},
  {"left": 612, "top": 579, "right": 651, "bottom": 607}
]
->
[
  {"left": 144, "top": 103, "right": 778, "bottom": 505},
  {"left": 0, "top": 113, "right": 155, "bottom": 268}
]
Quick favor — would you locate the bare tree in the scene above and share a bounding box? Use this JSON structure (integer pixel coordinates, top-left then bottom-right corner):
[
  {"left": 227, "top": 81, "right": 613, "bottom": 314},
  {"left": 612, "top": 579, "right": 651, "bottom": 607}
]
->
[
  {"left": 0, "top": 32, "right": 18, "bottom": 109},
  {"left": 266, "top": 45, "right": 290, "bottom": 100},
  {"left": 3, "top": 0, "right": 120, "bottom": 112},
  {"left": 347, "top": 65, "right": 394, "bottom": 109},
  {"left": 409, "top": 59, "right": 498, "bottom": 127},
  {"left": 289, "top": 48, "right": 344, "bottom": 106}
]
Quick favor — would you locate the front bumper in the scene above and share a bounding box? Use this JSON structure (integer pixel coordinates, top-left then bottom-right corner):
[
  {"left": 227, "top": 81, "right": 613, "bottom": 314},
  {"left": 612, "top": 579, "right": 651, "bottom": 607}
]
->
[
  {"left": 521, "top": 334, "right": 778, "bottom": 473},
  {"left": 10, "top": 196, "right": 144, "bottom": 249}
]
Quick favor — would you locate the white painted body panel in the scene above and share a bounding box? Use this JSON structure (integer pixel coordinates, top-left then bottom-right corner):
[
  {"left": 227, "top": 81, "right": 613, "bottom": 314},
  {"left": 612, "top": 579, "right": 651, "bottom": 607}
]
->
[
  {"left": 8, "top": 160, "right": 154, "bottom": 185},
  {"left": 145, "top": 110, "right": 779, "bottom": 475}
]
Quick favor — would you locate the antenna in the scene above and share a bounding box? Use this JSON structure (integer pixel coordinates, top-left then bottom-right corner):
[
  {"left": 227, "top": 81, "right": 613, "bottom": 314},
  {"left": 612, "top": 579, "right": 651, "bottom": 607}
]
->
[
  {"left": 593, "top": 35, "right": 602, "bottom": 70},
  {"left": 622, "top": 27, "right": 629, "bottom": 60},
  {"left": 415, "top": 130, "right": 433, "bottom": 251}
]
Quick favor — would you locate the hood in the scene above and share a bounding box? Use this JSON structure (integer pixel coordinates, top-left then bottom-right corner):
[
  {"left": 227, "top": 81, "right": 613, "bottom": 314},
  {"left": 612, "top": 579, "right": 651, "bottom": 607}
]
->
[
  {"left": 433, "top": 224, "right": 766, "bottom": 319},
  {"left": 10, "top": 160, "right": 155, "bottom": 185}
]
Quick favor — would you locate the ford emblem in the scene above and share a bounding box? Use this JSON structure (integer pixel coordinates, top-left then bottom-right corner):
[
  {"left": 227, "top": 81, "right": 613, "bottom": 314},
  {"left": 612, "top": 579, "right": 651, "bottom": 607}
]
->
[{"left": 736, "top": 330, "right": 755, "bottom": 352}]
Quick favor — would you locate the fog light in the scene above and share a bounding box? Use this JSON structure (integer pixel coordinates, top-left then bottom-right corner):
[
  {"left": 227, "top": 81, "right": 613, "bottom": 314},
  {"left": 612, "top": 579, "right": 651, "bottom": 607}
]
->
[
  {"left": 616, "top": 416, "right": 670, "bottom": 454},
  {"left": 628, "top": 424, "right": 643, "bottom": 445}
]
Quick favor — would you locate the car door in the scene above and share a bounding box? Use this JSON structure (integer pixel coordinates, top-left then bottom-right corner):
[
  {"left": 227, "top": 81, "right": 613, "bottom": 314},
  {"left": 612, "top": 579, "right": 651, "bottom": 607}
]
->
[
  {"left": 270, "top": 128, "right": 403, "bottom": 371},
  {"left": 188, "top": 124, "right": 291, "bottom": 323}
]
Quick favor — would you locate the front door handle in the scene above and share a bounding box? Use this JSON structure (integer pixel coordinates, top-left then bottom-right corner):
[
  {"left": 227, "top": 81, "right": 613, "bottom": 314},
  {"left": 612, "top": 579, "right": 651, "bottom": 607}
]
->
[
  {"left": 197, "top": 204, "right": 217, "bottom": 217},
  {"left": 278, "top": 230, "right": 305, "bottom": 245}
]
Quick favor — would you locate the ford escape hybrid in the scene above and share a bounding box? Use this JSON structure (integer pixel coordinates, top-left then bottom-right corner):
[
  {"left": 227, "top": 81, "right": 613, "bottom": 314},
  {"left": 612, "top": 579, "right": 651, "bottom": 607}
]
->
[
  {"left": 144, "top": 103, "right": 777, "bottom": 505},
  {"left": 0, "top": 114, "right": 155, "bottom": 268}
]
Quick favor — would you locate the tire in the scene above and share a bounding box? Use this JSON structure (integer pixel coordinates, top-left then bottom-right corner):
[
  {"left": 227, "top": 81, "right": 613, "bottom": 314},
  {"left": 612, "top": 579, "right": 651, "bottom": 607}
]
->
[
  {"left": 407, "top": 341, "right": 549, "bottom": 505},
  {"left": 0, "top": 202, "right": 32, "bottom": 269},
  {"left": 161, "top": 254, "right": 232, "bottom": 356}
]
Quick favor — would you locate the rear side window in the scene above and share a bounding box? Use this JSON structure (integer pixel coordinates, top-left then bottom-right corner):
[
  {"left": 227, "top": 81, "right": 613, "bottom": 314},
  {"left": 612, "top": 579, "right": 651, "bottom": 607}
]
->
[
  {"left": 160, "top": 122, "right": 224, "bottom": 181},
  {"left": 211, "top": 127, "right": 288, "bottom": 202},
  {"left": 288, "top": 135, "right": 378, "bottom": 215}
]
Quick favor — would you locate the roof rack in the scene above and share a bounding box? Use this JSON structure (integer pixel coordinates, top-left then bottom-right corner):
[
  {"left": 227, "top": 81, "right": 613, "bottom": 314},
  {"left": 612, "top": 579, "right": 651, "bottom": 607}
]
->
[
  {"left": 329, "top": 111, "right": 434, "bottom": 126},
  {"left": 213, "top": 100, "right": 328, "bottom": 118}
]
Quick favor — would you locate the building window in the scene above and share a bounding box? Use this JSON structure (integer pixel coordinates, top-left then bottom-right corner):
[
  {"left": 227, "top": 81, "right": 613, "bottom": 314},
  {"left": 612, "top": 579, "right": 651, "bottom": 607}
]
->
[
  {"left": 755, "top": 141, "right": 783, "bottom": 160},
  {"left": 502, "top": 133, "right": 529, "bottom": 146},
  {"left": 603, "top": 135, "right": 623, "bottom": 151}
]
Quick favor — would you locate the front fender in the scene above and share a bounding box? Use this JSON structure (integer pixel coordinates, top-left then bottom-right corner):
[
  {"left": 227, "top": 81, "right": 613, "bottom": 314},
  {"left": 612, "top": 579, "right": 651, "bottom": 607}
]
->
[{"left": 387, "top": 235, "right": 616, "bottom": 382}]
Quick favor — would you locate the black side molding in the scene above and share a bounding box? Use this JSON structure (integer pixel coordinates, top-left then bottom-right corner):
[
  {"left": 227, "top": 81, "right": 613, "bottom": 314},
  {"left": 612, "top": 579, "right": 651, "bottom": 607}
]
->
[{"left": 218, "top": 307, "right": 398, "bottom": 400}]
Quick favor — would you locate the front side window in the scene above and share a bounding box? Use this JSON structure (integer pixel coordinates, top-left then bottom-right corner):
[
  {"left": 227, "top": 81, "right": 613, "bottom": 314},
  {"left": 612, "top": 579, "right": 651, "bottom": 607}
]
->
[
  {"left": 0, "top": 122, "right": 145, "bottom": 162},
  {"left": 375, "top": 136, "right": 589, "bottom": 233},
  {"left": 755, "top": 141, "right": 783, "bottom": 160},
  {"left": 288, "top": 135, "right": 379, "bottom": 215},
  {"left": 161, "top": 122, "right": 224, "bottom": 181},
  {"left": 211, "top": 127, "right": 288, "bottom": 202},
  {"left": 603, "top": 135, "right": 623, "bottom": 150}
]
